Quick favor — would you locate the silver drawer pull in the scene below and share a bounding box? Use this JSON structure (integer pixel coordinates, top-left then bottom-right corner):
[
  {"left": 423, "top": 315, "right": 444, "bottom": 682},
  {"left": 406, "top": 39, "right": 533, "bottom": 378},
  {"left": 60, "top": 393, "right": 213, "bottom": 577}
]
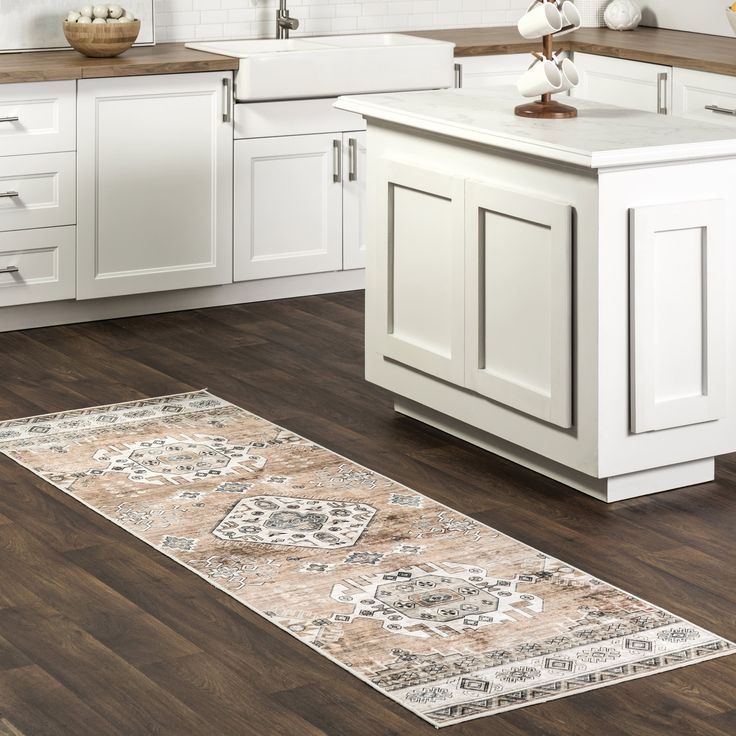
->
[
  {"left": 348, "top": 137, "right": 358, "bottom": 182},
  {"left": 0, "top": 265, "right": 19, "bottom": 274},
  {"left": 0, "top": 116, "right": 19, "bottom": 123},
  {"left": 0, "top": 190, "right": 19, "bottom": 198},
  {"left": 705, "top": 104, "right": 736, "bottom": 116},
  {"left": 333, "top": 139, "right": 342, "bottom": 183}
]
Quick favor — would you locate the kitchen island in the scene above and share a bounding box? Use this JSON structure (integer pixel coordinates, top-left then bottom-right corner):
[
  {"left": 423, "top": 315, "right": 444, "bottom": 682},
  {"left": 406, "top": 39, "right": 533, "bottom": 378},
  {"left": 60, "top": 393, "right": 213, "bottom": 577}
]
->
[{"left": 336, "top": 87, "right": 736, "bottom": 501}]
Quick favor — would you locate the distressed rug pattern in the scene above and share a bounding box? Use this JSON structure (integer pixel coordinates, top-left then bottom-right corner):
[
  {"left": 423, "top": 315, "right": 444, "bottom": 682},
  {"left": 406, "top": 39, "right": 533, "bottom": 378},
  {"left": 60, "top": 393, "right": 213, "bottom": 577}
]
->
[{"left": 0, "top": 391, "right": 732, "bottom": 727}]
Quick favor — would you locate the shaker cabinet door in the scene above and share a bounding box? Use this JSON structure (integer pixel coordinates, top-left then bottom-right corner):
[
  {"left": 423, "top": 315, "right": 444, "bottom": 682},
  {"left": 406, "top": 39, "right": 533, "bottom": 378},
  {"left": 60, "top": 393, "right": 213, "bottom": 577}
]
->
[
  {"left": 376, "top": 160, "right": 465, "bottom": 386},
  {"left": 465, "top": 181, "right": 573, "bottom": 428},
  {"left": 234, "top": 133, "right": 343, "bottom": 281},
  {"left": 76, "top": 72, "right": 233, "bottom": 300},
  {"left": 630, "top": 199, "right": 727, "bottom": 433}
]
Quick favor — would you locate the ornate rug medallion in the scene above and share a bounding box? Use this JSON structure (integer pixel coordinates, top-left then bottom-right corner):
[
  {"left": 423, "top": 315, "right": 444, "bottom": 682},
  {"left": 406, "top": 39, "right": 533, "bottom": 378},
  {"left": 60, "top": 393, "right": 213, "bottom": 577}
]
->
[{"left": 0, "top": 391, "right": 732, "bottom": 728}]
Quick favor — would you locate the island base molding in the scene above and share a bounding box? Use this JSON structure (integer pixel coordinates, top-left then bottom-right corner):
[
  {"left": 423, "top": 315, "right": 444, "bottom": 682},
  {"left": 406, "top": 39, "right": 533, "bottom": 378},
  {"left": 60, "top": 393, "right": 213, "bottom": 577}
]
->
[{"left": 395, "top": 399, "right": 715, "bottom": 503}]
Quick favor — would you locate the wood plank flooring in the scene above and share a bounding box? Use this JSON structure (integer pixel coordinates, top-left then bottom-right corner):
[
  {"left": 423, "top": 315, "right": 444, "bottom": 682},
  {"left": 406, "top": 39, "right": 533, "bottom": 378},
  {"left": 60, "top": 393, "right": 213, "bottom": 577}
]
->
[{"left": 0, "top": 291, "right": 733, "bottom": 736}]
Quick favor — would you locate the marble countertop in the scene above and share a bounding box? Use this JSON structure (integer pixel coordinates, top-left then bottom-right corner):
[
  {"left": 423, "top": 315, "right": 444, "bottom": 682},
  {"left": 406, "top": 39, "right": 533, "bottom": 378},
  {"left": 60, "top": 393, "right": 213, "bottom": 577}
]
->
[{"left": 336, "top": 87, "right": 736, "bottom": 169}]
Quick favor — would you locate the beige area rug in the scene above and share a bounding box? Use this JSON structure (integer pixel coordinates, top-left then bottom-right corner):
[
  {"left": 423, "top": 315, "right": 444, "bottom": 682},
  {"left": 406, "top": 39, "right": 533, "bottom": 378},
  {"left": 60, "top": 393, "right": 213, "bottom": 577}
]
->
[{"left": 0, "top": 391, "right": 733, "bottom": 728}]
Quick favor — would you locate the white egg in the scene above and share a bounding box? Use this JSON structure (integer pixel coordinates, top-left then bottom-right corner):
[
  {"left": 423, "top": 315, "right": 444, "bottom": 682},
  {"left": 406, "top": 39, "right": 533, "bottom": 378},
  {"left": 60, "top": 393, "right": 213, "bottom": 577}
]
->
[
  {"left": 92, "top": 4, "right": 109, "bottom": 18},
  {"left": 117, "top": 15, "right": 131, "bottom": 23},
  {"left": 106, "top": 17, "right": 118, "bottom": 23},
  {"left": 92, "top": 17, "right": 106, "bottom": 23},
  {"left": 66, "top": 11, "right": 81, "bottom": 22},
  {"left": 107, "top": 5, "right": 123, "bottom": 18},
  {"left": 79, "top": 5, "right": 93, "bottom": 17},
  {"left": 77, "top": 15, "right": 93, "bottom": 23}
]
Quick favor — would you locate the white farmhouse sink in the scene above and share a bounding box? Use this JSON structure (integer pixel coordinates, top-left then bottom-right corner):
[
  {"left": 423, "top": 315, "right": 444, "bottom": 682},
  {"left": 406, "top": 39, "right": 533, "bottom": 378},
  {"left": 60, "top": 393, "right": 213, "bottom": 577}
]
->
[{"left": 186, "top": 34, "right": 455, "bottom": 102}]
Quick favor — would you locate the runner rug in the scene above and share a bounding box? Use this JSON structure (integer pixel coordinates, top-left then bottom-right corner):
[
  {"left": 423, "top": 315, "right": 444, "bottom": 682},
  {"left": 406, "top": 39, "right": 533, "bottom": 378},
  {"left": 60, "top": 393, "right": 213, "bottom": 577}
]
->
[{"left": 0, "top": 390, "right": 732, "bottom": 728}]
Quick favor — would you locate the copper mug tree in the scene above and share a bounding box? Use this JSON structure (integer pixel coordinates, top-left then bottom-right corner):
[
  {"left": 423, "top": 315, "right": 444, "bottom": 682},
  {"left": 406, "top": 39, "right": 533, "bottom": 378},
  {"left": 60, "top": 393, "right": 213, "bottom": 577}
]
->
[{"left": 515, "top": 0, "right": 578, "bottom": 119}]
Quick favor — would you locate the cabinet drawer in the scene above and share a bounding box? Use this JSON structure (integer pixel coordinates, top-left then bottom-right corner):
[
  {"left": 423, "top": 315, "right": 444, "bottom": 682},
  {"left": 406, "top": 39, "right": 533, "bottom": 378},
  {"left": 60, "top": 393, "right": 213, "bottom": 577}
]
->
[
  {"left": 0, "top": 226, "right": 75, "bottom": 307},
  {"left": 0, "top": 81, "right": 76, "bottom": 156},
  {"left": 0, "top": 152, "right": 75, "bottom": 232},
  {"left": 673, "top": 68, "right": 736, "bottom": 125}
]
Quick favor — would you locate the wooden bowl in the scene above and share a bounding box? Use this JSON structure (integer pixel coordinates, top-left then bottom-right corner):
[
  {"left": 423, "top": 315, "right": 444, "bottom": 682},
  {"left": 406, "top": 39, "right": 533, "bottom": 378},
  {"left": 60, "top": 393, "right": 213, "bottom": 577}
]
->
[{"left": 63, "top": 19, "right": 141, "bottom": 58}]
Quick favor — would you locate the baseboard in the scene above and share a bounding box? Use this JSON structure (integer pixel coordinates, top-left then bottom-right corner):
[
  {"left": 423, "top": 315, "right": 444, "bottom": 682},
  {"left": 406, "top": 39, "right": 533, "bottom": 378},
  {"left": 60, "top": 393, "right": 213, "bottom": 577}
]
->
[{"left": 0, "top": 269, "right": 365, "bottom": 332}]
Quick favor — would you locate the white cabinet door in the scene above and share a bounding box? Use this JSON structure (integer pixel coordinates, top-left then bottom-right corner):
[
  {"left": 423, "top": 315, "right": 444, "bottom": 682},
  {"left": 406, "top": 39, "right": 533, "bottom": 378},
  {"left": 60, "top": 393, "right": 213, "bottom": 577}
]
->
[
  {"left": 456, "top": 54, "right": 532, "bottom": 89},
  {"left": 570, "top": 53, "right": 671, "bottom": 114},
  {"left": 234, "top": 134, "right": 343, "bottom": 281},
  {"left": 672, "top": 67, "right": 736, "bottom": 126},
  {"left": 377, "top": 160, "right": 465, "bottom": 386},
  {"left": 77, "top": 72, "right": 233, "bottom": 300},
  {"left": 343, "top": 131, "right": 367, "bottom": 271},
  {"left": 465, "top": 181, "right": 573, "bottom": 428},
  {"left": 630, "top": 199, "right": 727, "bottom": 433}
]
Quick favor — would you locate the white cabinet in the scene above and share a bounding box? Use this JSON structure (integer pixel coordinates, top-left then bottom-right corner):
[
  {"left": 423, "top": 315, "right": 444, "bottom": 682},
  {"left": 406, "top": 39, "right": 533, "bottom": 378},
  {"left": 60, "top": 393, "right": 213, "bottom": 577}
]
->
[
  {"left": 234, "top": 133, "right": 343, "bottom": 281},
  {"left": 375, "top": 158, "right": 574, "bottom": 428},
  {"left": 233, "top": 98, "right": 367, "bottom": 281},
  {"left": 630, "top": 199, "right": 727, "bottom": 433},
  {"left": 672, "top": 67, "right": 736, "bottom": 125},
  {"left": 570, "top": 53, "right": 671, "bottom": 114},
  {"left": 0, "top": 81, "right": 76, "bottom": 156},
  {"left": 77, "top": 72, "right": 233, "bottom": 300},
  {"left": 0, "top": 226, "right": 76, "bottom": 307},
  {"left": 465, "top": 181, "right": 573, "bottom": 428},
  {"left": 455, "top": 54, "right": 532, "bottom": 89},
  {"left": 234, "top": 129, "right": 367, "bottom": 281},
  {"left": 0, "top": 80, "right": 76, "bottom": 309},
  {"left": 0, "top": 152, "right": 76, "bottom": 233},
  {"left": 377, "top": 160, "right": 465, "bottom": 385}
]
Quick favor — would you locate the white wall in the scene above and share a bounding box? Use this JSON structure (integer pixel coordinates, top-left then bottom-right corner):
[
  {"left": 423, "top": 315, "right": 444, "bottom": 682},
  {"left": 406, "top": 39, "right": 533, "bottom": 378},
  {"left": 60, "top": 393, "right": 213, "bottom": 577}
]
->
[
  {"left": 640, "top": 1, "right": 733, "bottom": 38},
  {"left": 155, "top": 0, "right": 736, "bottom": 44},
  {"left": 156, "top": 0, "right": 530, "bottom": 42}
]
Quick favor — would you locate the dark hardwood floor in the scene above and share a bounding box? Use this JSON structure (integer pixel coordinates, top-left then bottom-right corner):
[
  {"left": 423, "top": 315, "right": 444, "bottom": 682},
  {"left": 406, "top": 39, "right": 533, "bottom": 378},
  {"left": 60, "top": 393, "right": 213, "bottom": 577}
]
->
[{"left": 0, "top": 290, "right": 733, "bottom": 736}]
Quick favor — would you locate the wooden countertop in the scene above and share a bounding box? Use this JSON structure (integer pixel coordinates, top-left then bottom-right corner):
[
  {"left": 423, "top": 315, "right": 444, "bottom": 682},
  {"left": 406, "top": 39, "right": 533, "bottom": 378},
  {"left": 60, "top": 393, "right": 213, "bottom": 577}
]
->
[
  {"left": 0, "top": 43, "right": 238, "bottom": 84},
  {"left": 412, "top": 26, "right": 736, "bottom": 77},
  {"left": 2, "top": 26, "right": 736, "bottom": 85}
]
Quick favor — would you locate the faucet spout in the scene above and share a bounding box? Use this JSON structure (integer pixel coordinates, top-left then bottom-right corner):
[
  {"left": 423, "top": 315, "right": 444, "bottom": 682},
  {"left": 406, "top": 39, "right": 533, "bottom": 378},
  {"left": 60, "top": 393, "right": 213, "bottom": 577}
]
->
[{"left": 276, "top": 1, "right": 300, "bottom": 39}]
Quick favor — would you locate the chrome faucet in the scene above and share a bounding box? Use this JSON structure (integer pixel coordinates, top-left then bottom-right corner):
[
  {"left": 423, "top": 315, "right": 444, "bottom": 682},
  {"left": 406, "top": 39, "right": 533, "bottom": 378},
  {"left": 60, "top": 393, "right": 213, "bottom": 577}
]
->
[{"left": 276, "top": 0, "right": 299, "bottom": 39}]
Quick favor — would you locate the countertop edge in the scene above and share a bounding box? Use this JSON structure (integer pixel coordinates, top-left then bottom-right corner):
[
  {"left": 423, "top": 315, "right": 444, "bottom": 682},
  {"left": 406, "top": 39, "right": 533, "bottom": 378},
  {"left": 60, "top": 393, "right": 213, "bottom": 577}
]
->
[
  {"left": 336, "top": 95, "right": 736, "bottom": 170},
  {"left": 335, "top": 96, "right": 595, "bottom": 169},
  {"left": 3, "top": 26, "right": 736, "bottom": 85},
  {"left": 0, "top": 44, "right": 240, "bottom": 85}
]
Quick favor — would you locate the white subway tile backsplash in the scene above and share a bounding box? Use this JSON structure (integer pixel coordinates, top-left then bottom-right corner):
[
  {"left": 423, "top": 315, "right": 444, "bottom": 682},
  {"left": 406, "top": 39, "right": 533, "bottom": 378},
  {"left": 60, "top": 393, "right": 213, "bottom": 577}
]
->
[{"left": 155, "top": 0, "right": 531, "bottom": 41}]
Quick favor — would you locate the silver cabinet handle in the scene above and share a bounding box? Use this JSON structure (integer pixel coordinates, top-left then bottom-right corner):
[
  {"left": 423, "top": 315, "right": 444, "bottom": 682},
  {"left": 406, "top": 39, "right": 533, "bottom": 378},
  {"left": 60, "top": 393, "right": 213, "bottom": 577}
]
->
[
  {"left": 0, "top": 265, "right": 19, "bottom": 274},
  {"left": 705, "top": 104, "right": 736, "bottom": 116},
  {"left": 222, "top": 77, "right": 232, "bottom": 123},
  {"left": 333, "top": 138, "right": 342, "bottom": 183},
  {"left": 454, "top": 62, "right": 463, "bottom": 89},
  {"left": 657, "top": 72, "right": 668, "bottom": 115},
  {"left": 0, "top": 116, "right": 19, "bottom": 123},
  {"left": 0, "top": 191, "right": 19, "bottom": 198},
  {"left": 348, "top": 137, "right": 358, "bottom": 182}
]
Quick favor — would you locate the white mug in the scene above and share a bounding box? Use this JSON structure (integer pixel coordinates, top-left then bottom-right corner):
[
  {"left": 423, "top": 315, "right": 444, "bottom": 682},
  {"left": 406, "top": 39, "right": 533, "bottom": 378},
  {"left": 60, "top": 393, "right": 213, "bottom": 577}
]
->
[
  {"left": 556, "top": 1, "right": 582, "bottom": 36},
  {"left": 554, "top": 54, "right": 580, "bottom": 91},
  {"left": 517, "top": 58, "right": 563, "bottom": 97},
  {"left": 517, "top": 2, "right": 563, "bottom": 39}
]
